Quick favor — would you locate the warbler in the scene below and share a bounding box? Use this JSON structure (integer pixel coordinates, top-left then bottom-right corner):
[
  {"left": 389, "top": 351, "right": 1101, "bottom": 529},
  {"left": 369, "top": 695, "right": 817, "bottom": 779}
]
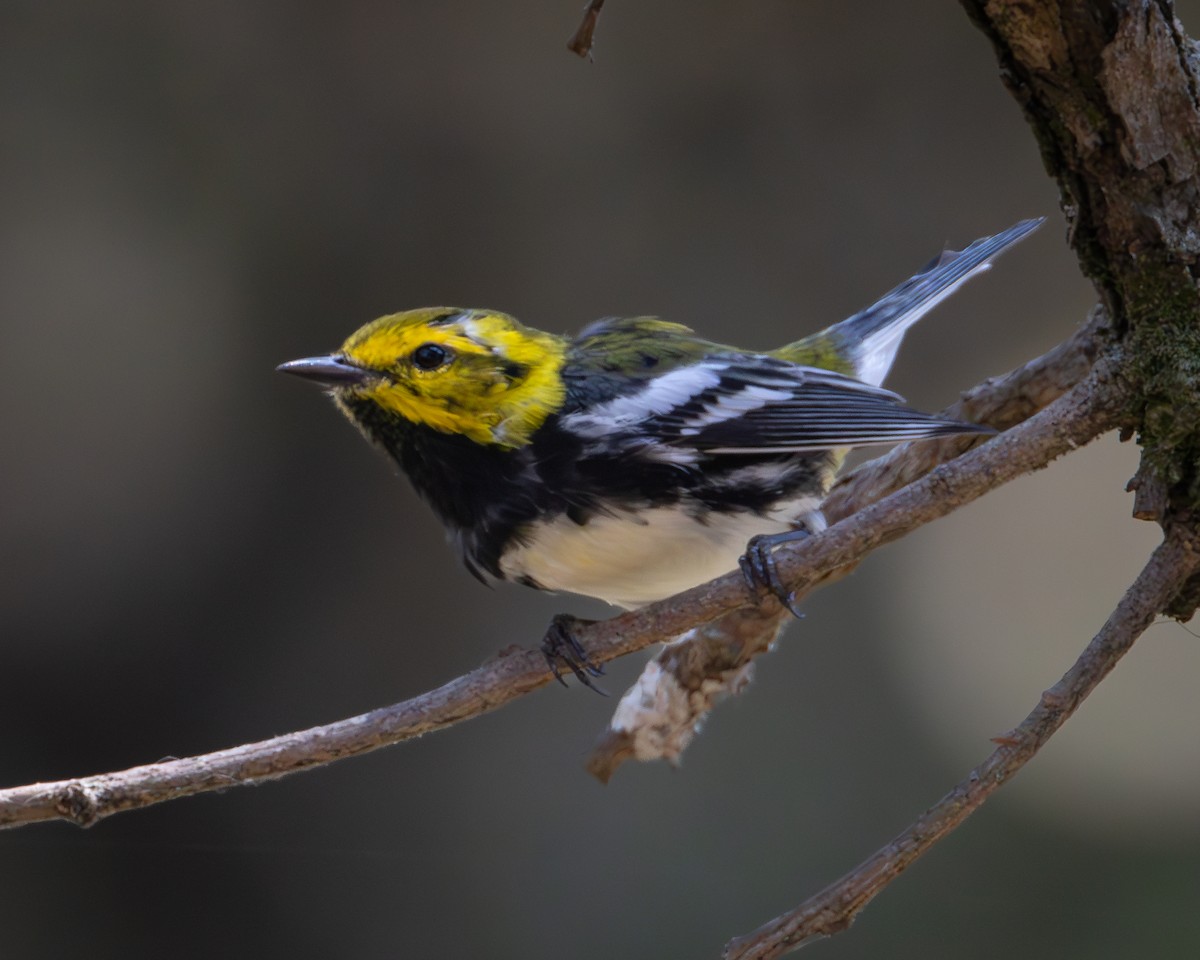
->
[{"left": 279, "top": 219, "right": 1040, "bottom": 686}]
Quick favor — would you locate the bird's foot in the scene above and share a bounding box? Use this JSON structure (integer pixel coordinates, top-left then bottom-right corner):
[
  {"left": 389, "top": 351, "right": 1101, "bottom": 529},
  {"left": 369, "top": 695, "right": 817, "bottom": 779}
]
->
[
  {"left": 739, "top": 529, "right": 810, "bottom": 619},
  {"left": 541, "top": 614, "right": 607, "bottom": 695}
]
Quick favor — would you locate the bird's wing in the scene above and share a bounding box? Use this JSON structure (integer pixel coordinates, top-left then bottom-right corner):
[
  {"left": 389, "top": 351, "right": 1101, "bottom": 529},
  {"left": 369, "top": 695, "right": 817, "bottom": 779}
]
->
[{"left": 641, "top": 357, "right": 991, "bottom": 454}]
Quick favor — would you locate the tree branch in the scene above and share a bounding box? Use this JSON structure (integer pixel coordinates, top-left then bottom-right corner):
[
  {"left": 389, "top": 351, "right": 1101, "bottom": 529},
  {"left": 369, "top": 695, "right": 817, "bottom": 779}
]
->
[
  {"left": 567, "top": 0, "right": 607, "bottom": 59},
  {"left": 0, "top": 342, "right": 1125, "bottom": 831},
  {"left": 722, "top": 518, "right": 1200, "bottom": 960}
]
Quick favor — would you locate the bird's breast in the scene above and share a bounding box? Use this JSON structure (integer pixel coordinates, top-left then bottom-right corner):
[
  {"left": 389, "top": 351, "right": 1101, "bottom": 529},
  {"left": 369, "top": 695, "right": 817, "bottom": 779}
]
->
[{"left": 498, "top": 494, "right": 822, "bottom": 609}]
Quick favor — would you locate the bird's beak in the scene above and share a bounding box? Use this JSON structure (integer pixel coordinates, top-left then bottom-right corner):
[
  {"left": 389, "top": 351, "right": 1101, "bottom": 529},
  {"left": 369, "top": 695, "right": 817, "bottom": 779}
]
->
[{"left": 276, "top": 355, "right": 379, "bottom": 388}]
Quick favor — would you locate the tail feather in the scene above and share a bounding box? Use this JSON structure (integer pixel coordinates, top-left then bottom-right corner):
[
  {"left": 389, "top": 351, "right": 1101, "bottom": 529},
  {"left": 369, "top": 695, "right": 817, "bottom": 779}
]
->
[{"left": 790, "top": 218, "right": 1043, "bottom": 387}]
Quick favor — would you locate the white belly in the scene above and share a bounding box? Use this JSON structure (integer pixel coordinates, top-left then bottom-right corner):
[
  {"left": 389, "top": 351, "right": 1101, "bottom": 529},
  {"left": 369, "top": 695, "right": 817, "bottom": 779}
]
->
[{"left": 499, "top": 498, "right": 821, "bottom": 609}]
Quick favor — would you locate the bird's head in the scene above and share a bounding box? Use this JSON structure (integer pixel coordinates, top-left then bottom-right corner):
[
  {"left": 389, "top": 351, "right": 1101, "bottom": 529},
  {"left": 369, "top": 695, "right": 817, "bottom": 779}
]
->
[{"left": 278, "top": 308, "right": 567, "bottom": 448}]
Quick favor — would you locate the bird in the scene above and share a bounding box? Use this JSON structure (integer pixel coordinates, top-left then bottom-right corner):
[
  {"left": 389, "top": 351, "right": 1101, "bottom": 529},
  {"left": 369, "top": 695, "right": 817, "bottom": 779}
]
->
[{"left": 278, "top": 218, "right": 1041, "bottom": 687}]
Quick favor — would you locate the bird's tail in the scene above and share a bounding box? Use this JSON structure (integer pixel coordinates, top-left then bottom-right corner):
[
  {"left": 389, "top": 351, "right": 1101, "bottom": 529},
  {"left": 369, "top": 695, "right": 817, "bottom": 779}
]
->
[{"left": 781, "top": 218, "right": 1043, "bottom": 387}]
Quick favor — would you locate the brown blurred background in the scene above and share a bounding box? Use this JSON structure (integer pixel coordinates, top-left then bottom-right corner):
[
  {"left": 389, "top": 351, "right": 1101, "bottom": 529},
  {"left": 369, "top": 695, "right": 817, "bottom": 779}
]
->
[{"left": 2, "top": 2, "right": 1198, "bottom": 957}]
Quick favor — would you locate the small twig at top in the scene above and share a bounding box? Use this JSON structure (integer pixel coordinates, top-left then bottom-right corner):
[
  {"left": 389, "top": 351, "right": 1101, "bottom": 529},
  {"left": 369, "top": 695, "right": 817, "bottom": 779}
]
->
[{"left": 567, "top": 0, "right": 607, "bottom": 59}]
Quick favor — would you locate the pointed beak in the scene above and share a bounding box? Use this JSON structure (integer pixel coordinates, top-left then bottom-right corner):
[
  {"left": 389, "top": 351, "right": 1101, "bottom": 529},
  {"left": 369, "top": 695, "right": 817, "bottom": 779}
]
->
[{"left": 276, "top": 355, "right": 379, "bottom": 389}]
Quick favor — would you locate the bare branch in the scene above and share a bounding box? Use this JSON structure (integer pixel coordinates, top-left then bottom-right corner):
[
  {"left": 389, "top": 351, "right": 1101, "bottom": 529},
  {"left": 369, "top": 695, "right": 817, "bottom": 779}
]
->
[
  {"left": 567, "top": 0, "right": 607, "bottom": 59},
  {"left": 0, "top": 649, "right": 557, "bottom": 830},
  {"left": 0, "top": 344, "right": 1125, "bottom": 830},
  {"left": 723, "top": 519, "right": 1200, "bottom": 960}
]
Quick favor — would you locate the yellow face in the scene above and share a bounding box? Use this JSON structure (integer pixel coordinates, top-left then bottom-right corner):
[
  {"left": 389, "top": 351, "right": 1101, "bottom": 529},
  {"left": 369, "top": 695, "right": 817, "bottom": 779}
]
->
[{"left": 335, "top": 308, "right": 567, "bottom": 448}]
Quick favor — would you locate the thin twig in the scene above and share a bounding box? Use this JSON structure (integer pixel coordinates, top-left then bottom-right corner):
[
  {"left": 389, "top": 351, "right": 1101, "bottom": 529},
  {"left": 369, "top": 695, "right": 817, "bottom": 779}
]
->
[
  {"left": 723, "top": 519, "right": 1200, "bottom": 959},
  {"left": 0, "top": 351, "right": 1125, "bottom": 831},
  {"left": 567, "top": 0, "right": 607, "bottom": 59}
]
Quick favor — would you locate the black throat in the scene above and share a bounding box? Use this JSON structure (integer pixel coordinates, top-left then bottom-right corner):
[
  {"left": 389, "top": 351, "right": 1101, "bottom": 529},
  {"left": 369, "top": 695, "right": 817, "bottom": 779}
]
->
[
  {"left": 340, "top": 396, "right": 547, "bottom": 579},
  {"left": 343, "top": 396, "right": 526, "bottom": 528}
]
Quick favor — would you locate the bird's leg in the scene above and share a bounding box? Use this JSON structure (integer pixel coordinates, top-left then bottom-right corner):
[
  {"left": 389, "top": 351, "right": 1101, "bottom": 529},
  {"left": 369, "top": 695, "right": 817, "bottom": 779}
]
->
[
  {"left": 541, "top": 613, "right": 607, "bottom": 695},
  {"left": 739, "top": 526, "right": 810, "bottom": 619}
]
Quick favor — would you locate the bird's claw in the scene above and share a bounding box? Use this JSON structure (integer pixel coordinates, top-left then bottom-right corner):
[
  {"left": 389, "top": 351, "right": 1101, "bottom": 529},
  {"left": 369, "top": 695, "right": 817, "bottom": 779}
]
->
[
  {"left": 739, "top": 530, "right": 808, "bottom": 619},
  {"left": 541, "top": 614, "right": 608, "bottom": 695}
]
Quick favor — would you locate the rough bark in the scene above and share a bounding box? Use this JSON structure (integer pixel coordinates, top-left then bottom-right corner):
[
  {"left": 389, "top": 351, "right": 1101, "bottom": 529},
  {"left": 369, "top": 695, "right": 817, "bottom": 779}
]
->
[{"left": 963, "top": 0, "right": 1200, "bottom": 527}]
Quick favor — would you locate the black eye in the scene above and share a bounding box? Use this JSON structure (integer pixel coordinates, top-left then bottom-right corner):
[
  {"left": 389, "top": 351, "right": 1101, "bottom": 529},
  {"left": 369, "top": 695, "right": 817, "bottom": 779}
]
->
[{"left": 412, "top": 343, "right": 450, "bottom": 370}]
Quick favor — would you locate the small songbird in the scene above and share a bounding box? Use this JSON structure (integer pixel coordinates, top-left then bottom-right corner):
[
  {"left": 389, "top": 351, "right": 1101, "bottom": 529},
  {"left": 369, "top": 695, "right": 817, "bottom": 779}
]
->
[{"left": 279, "top": 219, "right": 1040, "bottom": 685}]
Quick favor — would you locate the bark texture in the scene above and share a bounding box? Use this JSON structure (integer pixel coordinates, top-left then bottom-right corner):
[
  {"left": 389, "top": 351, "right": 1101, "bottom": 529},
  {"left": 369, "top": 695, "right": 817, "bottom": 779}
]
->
[{"left": 964, "top": 0, "right": 1200, "bottom": 526}]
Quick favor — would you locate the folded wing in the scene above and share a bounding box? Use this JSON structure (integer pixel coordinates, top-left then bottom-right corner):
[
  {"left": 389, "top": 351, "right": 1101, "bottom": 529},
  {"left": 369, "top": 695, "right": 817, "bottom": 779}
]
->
[{"left": 647, "top": 357, "right": 992, "bottom": 454}]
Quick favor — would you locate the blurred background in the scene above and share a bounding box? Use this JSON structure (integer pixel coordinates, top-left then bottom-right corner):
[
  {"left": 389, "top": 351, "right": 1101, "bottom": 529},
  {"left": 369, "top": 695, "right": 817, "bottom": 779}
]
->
[{"left": 2, "top": 1, "right": 1198, "bottom": 957}]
